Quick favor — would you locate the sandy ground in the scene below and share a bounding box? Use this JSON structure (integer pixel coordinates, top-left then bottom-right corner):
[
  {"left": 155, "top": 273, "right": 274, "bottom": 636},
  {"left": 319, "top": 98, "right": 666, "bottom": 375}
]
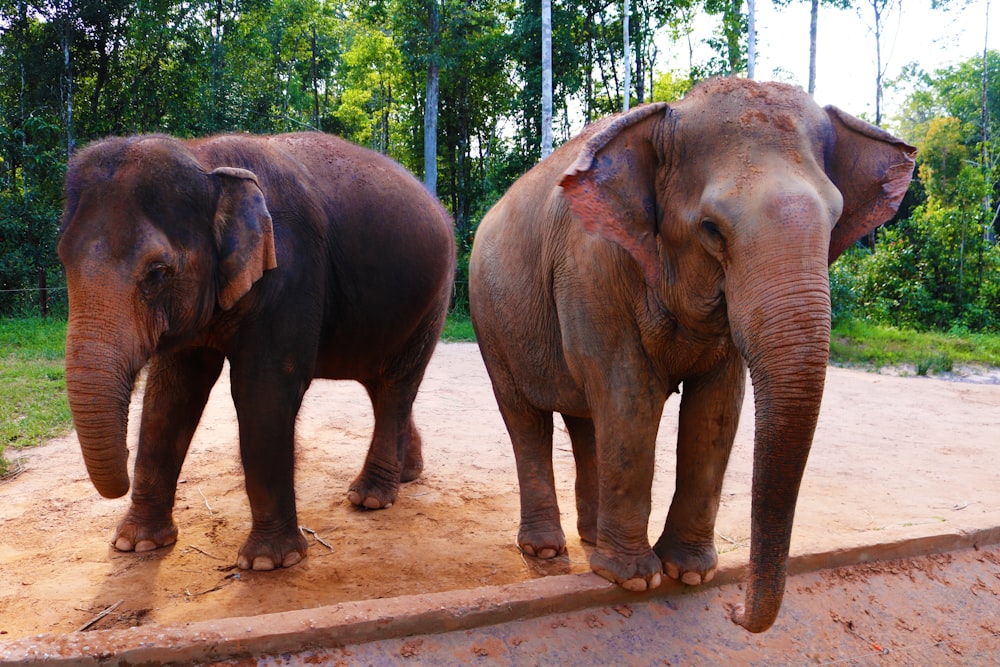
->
[{"left": 1, "top": 342, "right": 999, "bottom": 642}]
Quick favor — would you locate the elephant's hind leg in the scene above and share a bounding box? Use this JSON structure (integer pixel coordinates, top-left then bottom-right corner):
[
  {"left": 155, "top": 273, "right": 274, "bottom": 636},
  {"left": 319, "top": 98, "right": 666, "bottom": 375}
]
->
[
  {"left": 348, "top": 376, "right": 424, "bottom": 510},
  {"left": 502, "top": 400, "right": 564, "bottom": 559},
  {"left": 347, "top": 308, "right": 444, "bottom": 509},
  {"left": 562, "top": 414, "right": 598, "bottom": 545}
]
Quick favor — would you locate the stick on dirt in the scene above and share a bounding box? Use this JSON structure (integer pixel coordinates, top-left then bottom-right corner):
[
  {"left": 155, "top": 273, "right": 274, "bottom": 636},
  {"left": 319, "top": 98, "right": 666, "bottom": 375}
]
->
[
  {"left": 300, "top": 525, "right": 334, "bottom": 551},
  {"left": 77, "top": 599, "right": 124, "bottom": 632}
]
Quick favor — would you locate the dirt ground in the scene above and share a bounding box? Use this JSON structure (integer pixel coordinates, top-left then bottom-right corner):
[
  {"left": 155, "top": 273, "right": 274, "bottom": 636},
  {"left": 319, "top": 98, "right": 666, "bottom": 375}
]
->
[{"left": 1, "top": 342, "right": 999, "bottom": 642}]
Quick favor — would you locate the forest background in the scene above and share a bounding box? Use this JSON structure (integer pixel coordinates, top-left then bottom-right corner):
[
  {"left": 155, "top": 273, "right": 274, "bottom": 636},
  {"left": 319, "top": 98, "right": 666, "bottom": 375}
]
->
[{"left": 0, "top": 0, "right": 997, "bottom": 332}]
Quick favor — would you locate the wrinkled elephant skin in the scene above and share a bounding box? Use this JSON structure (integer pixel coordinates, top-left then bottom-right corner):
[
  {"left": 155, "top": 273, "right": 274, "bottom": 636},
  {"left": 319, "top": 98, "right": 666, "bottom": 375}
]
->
[
  {"left": 59, "top": 132, "right": 455, "bottom": 572},
  {"left": 469, "top": 78, "right": 915, "bottom": 632}
]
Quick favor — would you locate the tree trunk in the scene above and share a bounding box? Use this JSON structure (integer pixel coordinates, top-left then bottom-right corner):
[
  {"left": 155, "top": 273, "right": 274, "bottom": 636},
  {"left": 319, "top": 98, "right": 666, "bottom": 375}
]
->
[
  {"left": 623, "top": 0, "right": 631, "bottom": 111},
  {"left": 808, "top": 0, "right": 818, "bottom": 95},
  {"left": 62, "top": 9, "right": 74, "bottom": 156},
  {"left": 541, "top": 0, "right": 553, "bottom": 158},
  {"left": 747, "top": 0, "right": 756, "bottom": 78},
  {"left": 585, "top": 10, "right": 594, "bottom": 123},
  {"left": 311, "top": 26, "right": 321, "bottom": 130},
  {"left": 982, "top": 0, "right": 994, "bottom": 243},
  {"left": 874, "top": 0, "right": 882, "bottom": 127},
  {"left": 635, "top": 22, "right": 645, "bottom": 104},
  {"left": 424, "top": 0, "right": 440, "bottom": 192}
]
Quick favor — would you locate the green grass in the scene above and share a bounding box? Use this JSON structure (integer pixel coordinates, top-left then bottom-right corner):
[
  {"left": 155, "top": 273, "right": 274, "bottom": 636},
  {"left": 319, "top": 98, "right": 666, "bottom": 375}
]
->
[
  {"left": 442, "top": 312, "right": 477, "bottom": 342},
  {"left": 2, "top": 314, "right": 998, "bottom": 479},
  {"left": 830, "top": 319, "right": 1000, "bottom": 374},
  {"left": 0, "top": 317, "right": 72, "bottom": 478}
]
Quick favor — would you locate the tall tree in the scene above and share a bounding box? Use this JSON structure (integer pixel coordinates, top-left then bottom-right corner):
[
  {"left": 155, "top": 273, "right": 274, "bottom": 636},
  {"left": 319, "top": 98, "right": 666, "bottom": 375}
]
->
[
  {"left": 623, "top": 0, "right": 631, "bottom": 109},
  {"left": 856, "top": 0, "right": 902, "bottom": 126},
  {"left": 424, "top": 0, "right": 440, "bottom": 192},
  {"left": 771, "top": 0, "right": 850, "bottom": 95},
  {"left": 703, "top": 0, "right": 747, "bottom": 76},
  {"left": 541, "top": 0, "right": 553, "bottom": 156}
]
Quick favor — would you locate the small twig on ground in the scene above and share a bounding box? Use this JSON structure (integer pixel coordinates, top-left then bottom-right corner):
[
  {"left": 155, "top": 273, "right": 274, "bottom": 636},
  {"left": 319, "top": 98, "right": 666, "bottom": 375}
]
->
[
  {"left": 186, "top": 545, "right": 224, "bottom": 560},
  {"left": 515, "top": 542, "right": 530, "bottom": 569},
  {"left": 198, "top": 487, "right": 214, "bottom": 516},
  {"left": 185, "top": 572, "right": 240, "bottom": 597},
  {"left": 716, "top": 531, "right": 746, "bottom": 546},
  {"left": 78, "top": 599, "right": 124, "bottom": 632},
  {"left": 300, "top": 525, "right": 334, "bottom": 551}
]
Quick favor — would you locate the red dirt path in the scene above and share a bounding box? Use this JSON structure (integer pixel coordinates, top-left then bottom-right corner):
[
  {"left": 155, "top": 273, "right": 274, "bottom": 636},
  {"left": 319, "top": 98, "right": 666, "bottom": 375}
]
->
[{"left": 1, "top": 343, "right": 998, "bottom": 646}]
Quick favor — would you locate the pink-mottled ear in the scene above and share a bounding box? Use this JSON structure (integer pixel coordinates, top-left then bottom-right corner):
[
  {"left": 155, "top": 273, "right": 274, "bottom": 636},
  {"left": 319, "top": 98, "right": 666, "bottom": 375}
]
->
[
  {"left": 211, "top": 167, "right": 278, "bottom": 310},
  {"left": 558, "top": 103, "right": 670, "bottom": 288},
  {"left": 824, "top": 106, "right": 917, "bottom": 264}
]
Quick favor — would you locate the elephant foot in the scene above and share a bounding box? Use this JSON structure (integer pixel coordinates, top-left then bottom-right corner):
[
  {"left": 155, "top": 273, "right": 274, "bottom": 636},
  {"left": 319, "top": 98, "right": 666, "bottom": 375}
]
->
[
  {"left": 517, "top": 522, "right": 568, "bottom": 560},
  {"left": 590, "top": 546, "right": 663, "bottom": 592},
  {"left": 112, "top": 511, "right": 178, "bottom": 553},
  {"left": 347, "top": 471, "right": 399, "bottom": 510},
  {"left": 653, "top": 535, "right": 719, "bottom": 586},
  {"left": 237, "top": 528, "right": 309, "bottom": 571}
]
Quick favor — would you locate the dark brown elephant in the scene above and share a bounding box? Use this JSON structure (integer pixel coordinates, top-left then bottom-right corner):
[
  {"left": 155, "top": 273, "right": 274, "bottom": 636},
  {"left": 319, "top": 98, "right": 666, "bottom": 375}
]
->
[
  {"left": 59, "top": 132, "right": 455, "bottom": 571},
  {"left": 469, "top": 79, "right": 915, "bottom": 632}
]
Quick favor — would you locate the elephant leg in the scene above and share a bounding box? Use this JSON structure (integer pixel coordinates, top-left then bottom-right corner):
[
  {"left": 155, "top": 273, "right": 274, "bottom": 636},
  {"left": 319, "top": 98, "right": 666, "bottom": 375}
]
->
[
  {"left": 562, "top": 414, "right": 598, "bottom": 545},
  {"left": 114, "top": 347, "right": 225, "bottom": 553},
  {"left": 476, "top": 334, "right": 564, "bottom": 558},
  {"left": 231, "top": 361, "right": 310, "bottom": 571},
  {"left": 347, "top": 378, "right": 422, "bottom": 510},
  {"left": 589, "top": 398, "right": 664, "bottom": 592},
  {"left": 654, "top": 351, "right": 745, "bottom": 586},
  {"left": 505, "top": 402, "right": 563, "bottom": 559}
]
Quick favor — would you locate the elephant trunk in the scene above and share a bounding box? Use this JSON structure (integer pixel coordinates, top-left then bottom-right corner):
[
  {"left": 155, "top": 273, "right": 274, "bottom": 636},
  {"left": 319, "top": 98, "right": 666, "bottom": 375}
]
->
[
  {"left": 728, "top": 263, "right": 832, "bottom": 633},
  {"left": 64, "top": 310, "right": 145, "bottom": 499}
]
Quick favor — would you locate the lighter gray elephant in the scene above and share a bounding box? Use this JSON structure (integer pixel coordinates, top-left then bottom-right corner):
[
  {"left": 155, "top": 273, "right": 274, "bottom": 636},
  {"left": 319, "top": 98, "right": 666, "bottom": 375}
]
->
[{"left": 469, "top": 78, "right": 915, "bottom": 632}]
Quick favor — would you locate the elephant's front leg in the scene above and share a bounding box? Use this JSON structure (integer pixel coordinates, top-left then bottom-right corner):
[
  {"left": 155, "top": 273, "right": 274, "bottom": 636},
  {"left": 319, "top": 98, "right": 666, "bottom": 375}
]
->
[
  {"left": 347, "top": 379, "right": 423, "bottom": 509},
  {"left": 231, "top": 363, "right": 310, "bottom": 571},
  {"left": 589, "top": 392, "right": 665, "bottom": 592},
  {"left": 115, "top": 348, "right": 225, "bottom": 553},
  {"left": 654, "top": 351, "right": 745, "bottom": 586}
]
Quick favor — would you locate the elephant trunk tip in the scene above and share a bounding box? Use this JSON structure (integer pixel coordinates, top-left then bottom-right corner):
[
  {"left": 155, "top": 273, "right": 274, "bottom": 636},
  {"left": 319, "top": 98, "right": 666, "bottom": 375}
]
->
[
  {"left": 80, "top": 445, "right": 132, "bottom": 499},
  {"left": 729, "top": 599, "right": 780, "bottom": 634},
  {"left": 94, "top": 476, "right": 131, "bottom": 499}
]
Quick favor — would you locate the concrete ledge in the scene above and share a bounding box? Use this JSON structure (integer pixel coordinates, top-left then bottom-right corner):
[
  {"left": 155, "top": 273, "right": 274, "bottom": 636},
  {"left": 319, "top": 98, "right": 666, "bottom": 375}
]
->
[{"left": 3, "top": 524, "right": 999, "bottom": 666}]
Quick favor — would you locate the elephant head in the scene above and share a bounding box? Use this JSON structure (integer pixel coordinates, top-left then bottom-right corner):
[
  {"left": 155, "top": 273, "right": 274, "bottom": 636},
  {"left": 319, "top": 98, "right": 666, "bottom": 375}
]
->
[
  {"left": 58, "top": 136, "right": 277, "bottom": 499},
  {"left": 558, "top": 79, "right": 915, "bottom": 632}
]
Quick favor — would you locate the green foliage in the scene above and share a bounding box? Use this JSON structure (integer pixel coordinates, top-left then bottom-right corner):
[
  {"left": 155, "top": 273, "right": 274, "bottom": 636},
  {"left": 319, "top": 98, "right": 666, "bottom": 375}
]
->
[
  {"left": 651, "top": 70, "right": 693, "bottom": 103},
  {"left": 835, "top": 200, "right": 999, "bottom": 333},
  {"left": 828, "top": 50, "right": 1000, "bottom": 335},
  {"left": 442, "top": 312, "right": 476, "bottom": 342},
  {"left": 830, "top": 318, "right": 1000, "bottom": 370},
  {"left": 0, "top": 2, "right": 996, "bottom": 343}
]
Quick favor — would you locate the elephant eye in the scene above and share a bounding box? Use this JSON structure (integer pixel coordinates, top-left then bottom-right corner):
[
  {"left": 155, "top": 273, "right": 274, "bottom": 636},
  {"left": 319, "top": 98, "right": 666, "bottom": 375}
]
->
[
  {"left": 703, "top": 219, "right": 727, "bottom": 241},
  {"left": 142, "top": 262, "right": 174, "bottom": 293},
  {"left": 700, "top": 219, "right": 728, "bottom": 256}
]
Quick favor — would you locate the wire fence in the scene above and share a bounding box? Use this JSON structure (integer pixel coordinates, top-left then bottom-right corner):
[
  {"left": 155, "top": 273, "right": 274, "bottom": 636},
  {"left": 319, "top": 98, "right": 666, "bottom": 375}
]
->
[
  {"left": 0, "top": 284, "right": 68, "bottom": 318},
  {"left": 2, "top": 283, "right": 468, "bottom": 319}
]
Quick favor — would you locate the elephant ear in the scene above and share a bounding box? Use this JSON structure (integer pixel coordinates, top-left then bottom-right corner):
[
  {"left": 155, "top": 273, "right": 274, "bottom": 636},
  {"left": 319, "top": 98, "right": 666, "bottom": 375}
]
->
[
  {"left": 211, "top": 167, "right": 278, "bottom": 311},
  {"left": 558, "top": 103, "right": 670, "bottom": 288},
  {"left": 824, "top": 106, "right": 917, "bottom": 264}
]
